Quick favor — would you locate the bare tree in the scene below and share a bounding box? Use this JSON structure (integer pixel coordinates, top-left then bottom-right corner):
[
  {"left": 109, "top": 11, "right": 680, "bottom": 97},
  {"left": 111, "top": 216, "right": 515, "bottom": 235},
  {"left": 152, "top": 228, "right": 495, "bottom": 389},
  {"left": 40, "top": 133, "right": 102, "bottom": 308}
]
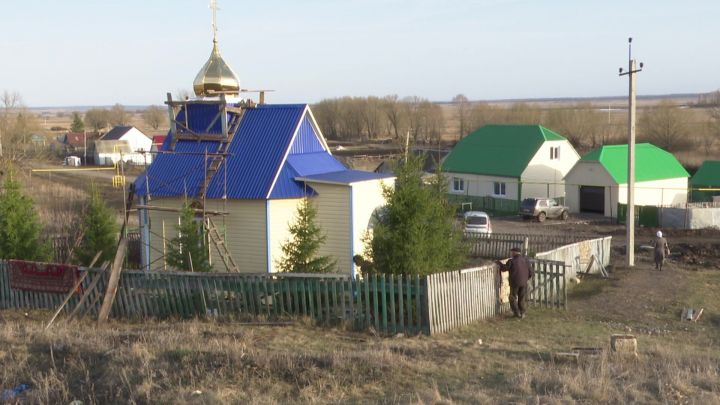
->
[
  {"left": 108, "top": 103, "right": 129, "bottom": 127},
  {"left": 0, "top": 91, "right": 22, "bottom": 158},
  {"left": 362, "top": 96, "right": 385, "bottom": 140},
  {"left": 84, "top": 108, "right": 110, "bottom": 132},
  {"left": 381, "top": 95, "right": 407, "bottom": 141},
  {"left": 452, "top": 94, "right": 470, "bottom": 139},
  {"left": 312, "top": 99, "right": 342, "bottom": 140},
  {"left": 142, "top": 105, "right": 167, "bottom": 130},
  {"left": 544, "top": 103, "right": 604, "bottom": 148},
  {"left": 639, "top": 100, "right": 689, "bottom": 151}
]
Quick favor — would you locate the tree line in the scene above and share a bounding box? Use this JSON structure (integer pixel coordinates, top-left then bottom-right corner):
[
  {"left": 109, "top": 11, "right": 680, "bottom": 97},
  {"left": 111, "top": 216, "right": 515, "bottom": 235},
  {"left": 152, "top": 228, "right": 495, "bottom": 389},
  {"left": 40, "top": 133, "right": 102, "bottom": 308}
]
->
[{"left": 313, "top": 93, "right": 720, "bottom": 153}]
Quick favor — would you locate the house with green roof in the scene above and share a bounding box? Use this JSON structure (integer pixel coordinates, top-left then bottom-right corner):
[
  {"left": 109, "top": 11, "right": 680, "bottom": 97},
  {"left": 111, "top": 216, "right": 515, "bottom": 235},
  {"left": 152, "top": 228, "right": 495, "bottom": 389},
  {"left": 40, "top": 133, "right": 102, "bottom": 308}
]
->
[
  {"left": 690, "top": 160, "right": 720, "bottom": 202},
  {"left": 442, "top": 124, "right": 580, "bottom": 206},
  {"left": 564, "top": 143, "right": 689, "bottom": 217}
]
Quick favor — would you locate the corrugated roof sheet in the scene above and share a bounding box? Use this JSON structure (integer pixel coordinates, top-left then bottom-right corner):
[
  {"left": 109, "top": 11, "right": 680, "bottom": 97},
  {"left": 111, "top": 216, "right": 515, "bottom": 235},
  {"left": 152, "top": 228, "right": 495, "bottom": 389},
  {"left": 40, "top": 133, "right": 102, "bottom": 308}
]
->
[
  {"left": 101, "top": 126, "right": 134, "bottom": 140},
  {"left": 298, "top": 170, "right": 394, "bottom": 185},
  {"left": 691, "top": 160, "right": 720, "bottom": 186},
  {"left": 580, "top": 143, "right": 689, "bottom": 183},
  {"left": 442, "top": 125, "right": 568, "bottom": 177},
  {"left": 269, "top": 152, "right": 347, "bottom": 199}
]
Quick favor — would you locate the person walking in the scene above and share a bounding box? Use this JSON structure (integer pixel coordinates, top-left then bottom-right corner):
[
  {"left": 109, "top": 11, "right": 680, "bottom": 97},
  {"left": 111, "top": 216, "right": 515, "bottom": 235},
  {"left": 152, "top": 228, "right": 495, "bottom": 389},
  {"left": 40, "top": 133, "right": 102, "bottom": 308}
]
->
[
  {"left": 497, "top": 247, "right": 534, "bottom": 319},
  {"left": 653, "top": 230, "right": 671, "bottom": 271}
]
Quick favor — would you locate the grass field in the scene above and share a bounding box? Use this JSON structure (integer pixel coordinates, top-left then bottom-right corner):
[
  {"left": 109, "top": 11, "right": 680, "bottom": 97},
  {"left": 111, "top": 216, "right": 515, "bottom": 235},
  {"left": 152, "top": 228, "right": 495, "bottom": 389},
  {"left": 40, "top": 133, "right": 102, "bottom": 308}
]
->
[{"left": 2, "top": 257, "right": 718, "bottom": 404}]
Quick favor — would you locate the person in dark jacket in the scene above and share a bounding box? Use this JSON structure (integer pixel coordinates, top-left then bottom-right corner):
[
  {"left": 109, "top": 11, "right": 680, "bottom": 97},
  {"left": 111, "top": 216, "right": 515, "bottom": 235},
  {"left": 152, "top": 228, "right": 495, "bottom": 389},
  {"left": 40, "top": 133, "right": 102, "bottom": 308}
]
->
[
  {"left": 497, "top": 247, "right": 533, "bottom": 319},
  {"left": 652, "top": 230, "right": 671, "bottom": 271}
]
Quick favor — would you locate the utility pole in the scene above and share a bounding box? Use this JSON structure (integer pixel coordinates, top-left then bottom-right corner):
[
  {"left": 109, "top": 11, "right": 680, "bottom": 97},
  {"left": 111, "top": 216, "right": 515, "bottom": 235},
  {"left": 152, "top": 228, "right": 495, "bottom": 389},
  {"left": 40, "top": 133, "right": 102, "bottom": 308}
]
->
[{"left": 619, "top": 37, "right": 643, "bottom": 267}]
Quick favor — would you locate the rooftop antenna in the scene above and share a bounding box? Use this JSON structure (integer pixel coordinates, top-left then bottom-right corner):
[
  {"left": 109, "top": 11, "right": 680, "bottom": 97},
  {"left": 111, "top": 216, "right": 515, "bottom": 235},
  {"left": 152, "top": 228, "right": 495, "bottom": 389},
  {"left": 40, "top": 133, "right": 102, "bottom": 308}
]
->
[{"left": 618, "top": 37, "right": 643, "bottom": 268}]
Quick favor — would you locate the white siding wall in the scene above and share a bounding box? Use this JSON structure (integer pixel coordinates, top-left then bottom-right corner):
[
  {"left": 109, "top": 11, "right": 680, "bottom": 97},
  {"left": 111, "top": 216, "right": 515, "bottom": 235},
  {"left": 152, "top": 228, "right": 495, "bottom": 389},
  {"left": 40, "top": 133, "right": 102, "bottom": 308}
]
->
[
  {"left": 145, "top": 198, "right": 268, "bottom": 273},
  {"left": 307, "top": 183, "right": 353, "bottom": 275},
  {"left": 351, "top": 178, "right": 393, "bottom": 275},
  {"left": 267, "top": 198, "right": 302, "bottom": 273},
  {"left": 565, "top": 161, "right": 689, "bottom": 217},
  {"left": 446, "top": 173, "right": 519, "bottom": 200},
  {"left": 522, "top": 140, "right": 580, "bottom": 199},
  {"left": 617, "top": 177, "right": 688, "bottom": 206},
  {"left": 564, "top": 162, "right": 617, "bottom": 216}
]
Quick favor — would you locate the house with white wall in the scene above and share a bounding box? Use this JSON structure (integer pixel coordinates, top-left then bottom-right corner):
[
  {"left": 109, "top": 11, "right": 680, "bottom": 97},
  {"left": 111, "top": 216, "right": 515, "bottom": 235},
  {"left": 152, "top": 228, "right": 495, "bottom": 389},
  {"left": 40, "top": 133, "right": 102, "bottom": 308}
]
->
[
  {"left": 442, "top": 125, "right": 580, "bottom": 204},
  {"left": 564, "top": 143, "right": 689, "bottom": 217},
  {"left": 95, "top": 126, "right": 152, "bottom": 166}
]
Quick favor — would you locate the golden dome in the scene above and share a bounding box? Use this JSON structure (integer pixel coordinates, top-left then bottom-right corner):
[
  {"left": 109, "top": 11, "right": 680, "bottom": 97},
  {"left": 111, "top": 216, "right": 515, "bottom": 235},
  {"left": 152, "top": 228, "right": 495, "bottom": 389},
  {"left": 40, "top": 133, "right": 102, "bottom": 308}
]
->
[{"left": 192, "top": 40, "right": 240, "bottom": 97}]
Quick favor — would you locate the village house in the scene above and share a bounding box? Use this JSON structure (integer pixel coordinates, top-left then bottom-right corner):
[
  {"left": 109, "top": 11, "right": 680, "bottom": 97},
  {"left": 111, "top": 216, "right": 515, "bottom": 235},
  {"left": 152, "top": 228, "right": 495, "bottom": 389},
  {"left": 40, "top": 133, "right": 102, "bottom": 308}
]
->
[
  {"left": 564, "top": 143, "right": 689, "bottom": 217},
  {"left": 442, "top": 124, "right": 580, "bottom": 204},
  {"left": 690, "top": 160, "right": 720, "bottom": 203},
  {"left": 95, "top": 126, "right": 152, "bottom": 166},
  {"left": 133, "top": 24, "right": 392, "bottom": 276},
  {"left": 62, "top": 131, "right": 101, "bottom": 163}
]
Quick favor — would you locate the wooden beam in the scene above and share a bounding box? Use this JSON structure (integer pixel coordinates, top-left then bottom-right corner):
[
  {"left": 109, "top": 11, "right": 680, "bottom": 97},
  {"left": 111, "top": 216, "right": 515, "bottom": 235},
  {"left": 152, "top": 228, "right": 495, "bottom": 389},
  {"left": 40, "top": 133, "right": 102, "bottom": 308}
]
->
[
  {"left": 44, "top": 251, "right": 103, "bottom": 330},
  {"left": 98, "top": 238, "right": 128, "bottom": 324},
  {"left": 135, "top": 205, "right": 228, "bottom": 216}
]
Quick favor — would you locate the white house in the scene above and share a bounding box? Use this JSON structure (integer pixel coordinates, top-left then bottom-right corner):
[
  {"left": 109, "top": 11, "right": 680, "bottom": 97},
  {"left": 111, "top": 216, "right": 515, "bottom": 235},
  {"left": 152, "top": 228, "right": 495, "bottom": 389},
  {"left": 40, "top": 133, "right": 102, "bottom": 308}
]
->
[
  {"left": 442, "top": 125, "right": 580, "bottom": 204},
  {"left": 95, "top": 126, "right": 152, "bottom": 166},
  {"left": 564, "top": 143, "right": 689, "bottom": 217}
]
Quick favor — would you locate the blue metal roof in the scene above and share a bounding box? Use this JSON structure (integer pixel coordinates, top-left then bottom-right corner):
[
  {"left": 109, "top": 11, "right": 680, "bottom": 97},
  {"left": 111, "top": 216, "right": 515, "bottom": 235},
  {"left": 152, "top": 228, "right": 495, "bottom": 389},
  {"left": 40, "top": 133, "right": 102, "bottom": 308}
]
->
[
  {"left": 298, "top": 170, "right": 394, "bottom": 185},
  {"left": 269, "top": 152, "right": 347, "bottom": 199},
  {"left": 134, "top": 101, "right": 383, "bottom": 200}
]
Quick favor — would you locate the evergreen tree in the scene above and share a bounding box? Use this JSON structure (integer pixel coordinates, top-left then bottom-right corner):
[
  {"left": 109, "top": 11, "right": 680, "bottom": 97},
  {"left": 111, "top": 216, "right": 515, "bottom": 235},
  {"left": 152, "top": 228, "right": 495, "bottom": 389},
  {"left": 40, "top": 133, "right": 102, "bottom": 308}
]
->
[
  {"left": 278, "top": 197, "right": 335, "bottom": 273},
  {"left": 0, "top": 173, "right": 51, "bottom": 261},
  {"left": 75, "top": 183, "right": 118, "bottom": 266},
  {"left": 366, "top": 154, "right": 466, "bottom": 275},
  {"left": 70, "top": 112, "right": 84, "bottom": 132},
  {"left": 166, "top": 202, "right": 211, "bottom": 272}
]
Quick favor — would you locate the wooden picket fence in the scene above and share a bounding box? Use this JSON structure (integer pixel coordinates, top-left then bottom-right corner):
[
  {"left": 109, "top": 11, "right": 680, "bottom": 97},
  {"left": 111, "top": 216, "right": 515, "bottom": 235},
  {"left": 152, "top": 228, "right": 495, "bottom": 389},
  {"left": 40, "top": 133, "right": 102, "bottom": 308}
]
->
[
  {"left": 465, "top": 233, "right": 591, "bottom": 258},
  {"left": 0, "top": 264, "right": 429, "bottom": 335},
  {"left": 426, "top": 259, "right": 567, "bottom": 334}
]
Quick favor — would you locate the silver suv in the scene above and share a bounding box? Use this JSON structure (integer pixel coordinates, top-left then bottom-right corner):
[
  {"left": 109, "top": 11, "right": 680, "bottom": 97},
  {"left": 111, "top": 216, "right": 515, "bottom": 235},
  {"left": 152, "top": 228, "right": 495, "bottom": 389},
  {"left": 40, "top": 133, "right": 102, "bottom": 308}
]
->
[{"left": 520, "top": 198, "right": 569, "bottom": 222}]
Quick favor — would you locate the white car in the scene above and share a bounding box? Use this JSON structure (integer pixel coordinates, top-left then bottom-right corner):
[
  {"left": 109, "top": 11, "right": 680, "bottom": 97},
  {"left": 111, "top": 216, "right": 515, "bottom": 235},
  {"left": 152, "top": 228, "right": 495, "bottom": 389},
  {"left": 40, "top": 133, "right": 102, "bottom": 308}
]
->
[{"left": 463, "top": 211, "right": 492, "bottom": 236}]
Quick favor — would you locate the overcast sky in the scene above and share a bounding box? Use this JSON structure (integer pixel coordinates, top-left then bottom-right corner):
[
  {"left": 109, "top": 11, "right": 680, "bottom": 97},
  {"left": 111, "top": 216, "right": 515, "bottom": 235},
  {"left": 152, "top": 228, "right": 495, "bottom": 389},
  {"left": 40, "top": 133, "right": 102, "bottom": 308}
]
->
[{"left": 2, "top": 0, "right": 719, "bottom": 107}]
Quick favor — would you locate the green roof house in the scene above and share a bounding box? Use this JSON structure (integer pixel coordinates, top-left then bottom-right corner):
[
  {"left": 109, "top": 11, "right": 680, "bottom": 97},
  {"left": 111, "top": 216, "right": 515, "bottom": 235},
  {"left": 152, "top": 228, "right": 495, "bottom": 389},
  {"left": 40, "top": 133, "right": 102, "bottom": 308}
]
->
[
  {"left": 564, "top": 143, "right": 689, "bottom": 217},
  {"left": 690, "top": 160, "right": 720, "bottom": 202},
  {"left": 442, "top": 124, "right": 580, "bottom": 203}
]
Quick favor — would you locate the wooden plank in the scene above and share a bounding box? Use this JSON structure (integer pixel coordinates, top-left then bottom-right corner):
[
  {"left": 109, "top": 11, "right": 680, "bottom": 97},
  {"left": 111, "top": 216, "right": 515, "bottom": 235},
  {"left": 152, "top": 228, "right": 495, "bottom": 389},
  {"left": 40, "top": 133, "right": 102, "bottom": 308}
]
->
[
  {"left": 98, "top": 237, "right": 128, "bottom": 323},
  {"left": 380, "top": 275, "right": 388, "bottom": 333},
  {"left": 397, "top": 274, "right": 405, "bottom": 333},
  {"left": 372, "top": 275, "right": 380, "bottom": 332},
  {"left": 415, "top": 276, "right": 422, "bottom": 334},
  {"left": 389, "top": 275, "right": 396, "bottom": 334}
]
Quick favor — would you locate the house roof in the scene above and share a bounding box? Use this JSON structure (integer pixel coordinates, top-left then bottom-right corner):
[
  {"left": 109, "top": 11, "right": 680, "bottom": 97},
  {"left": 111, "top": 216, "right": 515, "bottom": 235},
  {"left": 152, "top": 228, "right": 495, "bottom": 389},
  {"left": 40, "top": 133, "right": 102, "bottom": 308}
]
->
[
  {"left": 442, "top": 125, "right": 567, "bottom": 177},
  {"left": 64, "top": 131, "right": 100, "bottom": 147},
  {"left": 580, "top": 143, "right": 689, "bottom": 183},
  {"left": 100, "top": 126, "right": 136, "bottom": 141},
  {"left": 691, "top": 160, "right": 720, "bottom": 186},
  {"left": 134, "top": 103, "right": 349, "bottom": 200},
  {"left": 297, "top": 170, "right": 394, "bottom": 186}
]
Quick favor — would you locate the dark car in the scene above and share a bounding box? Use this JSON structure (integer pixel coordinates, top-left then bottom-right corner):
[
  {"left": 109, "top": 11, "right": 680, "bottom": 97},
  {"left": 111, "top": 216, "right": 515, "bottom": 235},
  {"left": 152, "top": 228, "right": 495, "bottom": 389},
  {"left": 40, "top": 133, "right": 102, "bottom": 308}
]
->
[{"left": 520, "top": 198, "right": 569, "bottom": 222}]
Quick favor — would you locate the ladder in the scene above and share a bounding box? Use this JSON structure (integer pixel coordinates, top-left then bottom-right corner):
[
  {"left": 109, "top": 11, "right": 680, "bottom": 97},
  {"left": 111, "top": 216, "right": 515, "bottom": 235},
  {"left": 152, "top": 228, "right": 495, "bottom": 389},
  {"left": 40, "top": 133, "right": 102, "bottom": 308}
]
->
[
  {"left": 198, "top": 109, "right": 245, "bottom": 200},
  {"left": 206, "top": 217, "right": 239, "bottom": 272}
]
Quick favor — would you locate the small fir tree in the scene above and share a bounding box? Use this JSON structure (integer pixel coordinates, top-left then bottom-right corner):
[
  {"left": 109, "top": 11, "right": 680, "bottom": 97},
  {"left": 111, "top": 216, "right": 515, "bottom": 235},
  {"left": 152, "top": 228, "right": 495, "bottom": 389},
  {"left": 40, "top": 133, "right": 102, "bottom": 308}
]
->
[
  {"left": 365, "top": 154, "right": 466, "bottom": 275},
  {"left": 75, "top": 183, "right": 118, "bottom": 266},
  {"left": 0, "top": 173, "right": 51, "bottom": 261},
  {"left": 278, "top": 197, "right": 335, "bottom": 273},
  {"left": 166, "top": 202, "right": 211, "bottom": 272},
  {"left": 70, "top": 112, "right": 84, "bottom": 132}
]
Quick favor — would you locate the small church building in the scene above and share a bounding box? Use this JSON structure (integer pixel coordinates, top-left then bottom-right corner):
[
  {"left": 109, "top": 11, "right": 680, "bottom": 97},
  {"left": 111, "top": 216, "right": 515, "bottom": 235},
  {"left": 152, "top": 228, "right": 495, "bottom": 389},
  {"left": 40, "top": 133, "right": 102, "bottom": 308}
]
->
[{"left": 134, "top": 18, "right": 392, "bottom": 275}]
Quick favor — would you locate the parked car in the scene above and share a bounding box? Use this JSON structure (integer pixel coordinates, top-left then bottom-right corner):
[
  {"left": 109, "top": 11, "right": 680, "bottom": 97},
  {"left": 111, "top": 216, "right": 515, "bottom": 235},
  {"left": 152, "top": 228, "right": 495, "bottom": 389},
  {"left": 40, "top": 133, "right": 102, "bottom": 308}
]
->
[
  {"left": 520, "top": 198, "right": 569, "bottom": 222},
  {"left": 463, "top": 211, "right": 492, "bottom": 235}
]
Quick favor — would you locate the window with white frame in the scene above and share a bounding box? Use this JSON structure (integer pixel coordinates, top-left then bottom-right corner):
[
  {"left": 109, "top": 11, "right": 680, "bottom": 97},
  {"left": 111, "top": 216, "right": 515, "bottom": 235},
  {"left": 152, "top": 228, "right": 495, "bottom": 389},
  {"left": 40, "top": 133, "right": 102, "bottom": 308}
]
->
[
  {"left": 493, "top": 181, "right": 506, "bottom": 196},
  {"left": 550, "top": 146, "right": 561, "bottom": 160},
  {"left": 452, "top": 177, "right": 465, "bottom": 192}
]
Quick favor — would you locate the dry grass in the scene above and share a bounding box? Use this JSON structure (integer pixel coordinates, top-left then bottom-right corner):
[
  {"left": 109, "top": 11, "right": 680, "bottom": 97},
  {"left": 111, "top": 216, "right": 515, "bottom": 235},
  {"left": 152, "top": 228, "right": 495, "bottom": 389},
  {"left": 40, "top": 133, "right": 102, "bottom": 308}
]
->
[{"left": 2, "top": 263, "right": 720, "bottom": 404}]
